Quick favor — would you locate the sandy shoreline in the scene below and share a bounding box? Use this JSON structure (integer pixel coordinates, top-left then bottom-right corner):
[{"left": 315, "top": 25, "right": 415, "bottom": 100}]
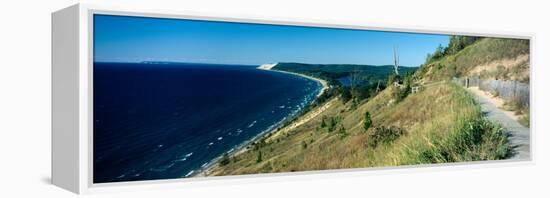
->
[
  {"left": 191, "top": 63, "right": 329, "bottom": 177},
  {"left": 258, "top": 63, "right": 329, "bottom": 97}
]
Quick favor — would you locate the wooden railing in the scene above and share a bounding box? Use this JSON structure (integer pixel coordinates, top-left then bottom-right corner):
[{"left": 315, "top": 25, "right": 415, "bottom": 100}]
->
[{"left": 453, "top": 76, "right": 530, "bottom": 108}]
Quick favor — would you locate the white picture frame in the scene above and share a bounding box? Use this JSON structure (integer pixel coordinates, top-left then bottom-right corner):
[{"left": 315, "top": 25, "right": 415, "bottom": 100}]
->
[{"left": 52, "top": 3, "right": 534, "bottom": 194}]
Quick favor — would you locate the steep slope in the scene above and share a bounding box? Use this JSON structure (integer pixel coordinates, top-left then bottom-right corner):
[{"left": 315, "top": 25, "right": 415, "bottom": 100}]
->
[
  {"left": 202, "top": 37, "right": 525, "bottom": 177},
  {"left": 417, "top": 38, "right": 529, "bottom": 83}
]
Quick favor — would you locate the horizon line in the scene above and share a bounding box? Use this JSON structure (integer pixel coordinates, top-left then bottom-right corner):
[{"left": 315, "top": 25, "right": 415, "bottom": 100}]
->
[{"left": 93, "top": 60, "right": 420, "bottom": 68}]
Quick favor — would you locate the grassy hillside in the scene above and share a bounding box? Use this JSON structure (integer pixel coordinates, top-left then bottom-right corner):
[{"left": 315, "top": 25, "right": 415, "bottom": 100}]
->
[
  {"left": 205, "top": 81, "right": 509, "bottom": 176},
  {"left": 416, "top": 37, "right": 530, "bottom": 126},
  {"left": 204, "top": 37, "right": 523, "bottom": 177},
  {"left": 416, "top": 38, "right": 530, "bottom": 83}
]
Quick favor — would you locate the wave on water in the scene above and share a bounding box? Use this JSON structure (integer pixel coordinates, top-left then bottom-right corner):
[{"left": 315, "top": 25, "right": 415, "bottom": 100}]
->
[
  {"left": 185, "top": 170, "right": 194, "bottom": 177},
  {"left": 93, "top": 63, "right": 323, "bottom": 182},
  {"left": 151, "top": 162, "right": 175, "bottom": 172},
  {"left": 175, "top": 152, "right": 193, "bottom": 162},
  {"left": 170, "top": 78, "right": 321, "bottom": 179},
  {"left": 247, "top": 120, "right": 257, "bottom": 128}
]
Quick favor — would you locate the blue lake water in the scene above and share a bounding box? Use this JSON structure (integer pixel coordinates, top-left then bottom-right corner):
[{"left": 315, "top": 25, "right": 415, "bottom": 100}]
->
[
  {"left": 93, "top": 62, "right": 321, "bottom": 183},
  {"left": 337, "top": 76, "right": 353, "bottom": 87},
  {"left": 337, "top": 76, "right": 369, "bottom": 87}
]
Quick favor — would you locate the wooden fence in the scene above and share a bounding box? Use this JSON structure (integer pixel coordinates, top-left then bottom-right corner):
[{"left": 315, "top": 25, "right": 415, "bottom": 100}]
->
[{"left": 454, "top": 76, "right": 530, "bottom": 109}]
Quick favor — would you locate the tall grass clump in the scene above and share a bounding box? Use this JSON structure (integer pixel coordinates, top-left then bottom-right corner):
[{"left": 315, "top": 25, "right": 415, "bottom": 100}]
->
[
  {"left": 397, "top": 84, "right": 511, "bottom": 164},
  {"left": 518, "top": 111, "right": 530, "bottom": 128},
  {"left": 367, "top": 126, "right": 405, "bottom": 148},
  {"left": 408, "top": 118, "right": 509, "bottom": 164}
]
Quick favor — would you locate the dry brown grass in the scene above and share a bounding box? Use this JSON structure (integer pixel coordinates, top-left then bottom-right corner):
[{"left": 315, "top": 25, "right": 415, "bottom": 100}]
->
[
  {"left": 203, "top": 82, "right": 509, "bottom": 177},
  {"left": 199, "top": 38, "right": 524, "bottom": 177},
  {"left": 418, "top": 38, "right": 530, "bottom": 82},
  {"left": 468, "top": 54, "right": 530, "bottom": 82}
]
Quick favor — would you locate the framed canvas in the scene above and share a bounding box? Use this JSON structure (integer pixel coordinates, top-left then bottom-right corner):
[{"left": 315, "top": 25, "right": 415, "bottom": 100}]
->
[{"left": 52, "top": 4, "right": 533, "bottom": 194}]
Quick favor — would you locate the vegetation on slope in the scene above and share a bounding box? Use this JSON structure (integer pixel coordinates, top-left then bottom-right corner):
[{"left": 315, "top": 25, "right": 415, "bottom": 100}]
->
[
  {"left": 416, "top": 37, "right": 530, "bottom": 127},
  {"left": 416, "top": 38, "right": 530, "bottom": 82},
  {"left": 205, "top": 36, "right": 522, "bottom": 176},
  {"left": 206, "top": 81, "right": 509, "bottom": 176}
]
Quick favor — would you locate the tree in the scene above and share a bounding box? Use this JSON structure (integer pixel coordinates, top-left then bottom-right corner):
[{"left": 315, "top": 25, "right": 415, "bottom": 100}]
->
[
  {"left": 425, "top": 53, "right": 433, "bottom": 63},
  {"left": 363, "top": 111, "right": 372, "bottom": 131},
  {"left": 328, "top": 117, "right": 338, "bottom": 132},
  {"left": 340, "top": 88, "right": 352, "bottom": 104},
  {"left": 301, "top": 141, "right": 308, "bottom": 149},
  {"left": 432, "top": 44, "right": 445, "bottom": 60},
  {"left": 320, "top": 116, "right": 327, "bottom": 128},
  {"left": 387, "top": 73, "right": 398, "bottom": 87},
  {"left": 352, "top": 84, "right": 373, "bottom": 101},
  {"left": 445, "top": 35, "right": 480, "bottom": 56},
  {"left": 256, "top": 151, "right": 263, "bottom": 163},
  {"left": 338, "top": 125, "right": 347, "bottom": 139},
  {"left": 219, "top": 153, "right": 230, "bottom": 166}
]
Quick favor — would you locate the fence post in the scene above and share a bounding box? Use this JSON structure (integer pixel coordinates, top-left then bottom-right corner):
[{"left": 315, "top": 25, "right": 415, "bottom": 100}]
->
[{"left": 513, "top": 81, "right": 518, "bottom": 102}]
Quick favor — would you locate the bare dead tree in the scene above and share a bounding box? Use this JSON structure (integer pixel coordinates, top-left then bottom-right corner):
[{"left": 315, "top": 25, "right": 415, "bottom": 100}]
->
[{"left": 393, "top": 46, "right": 400, "bottom": 76}]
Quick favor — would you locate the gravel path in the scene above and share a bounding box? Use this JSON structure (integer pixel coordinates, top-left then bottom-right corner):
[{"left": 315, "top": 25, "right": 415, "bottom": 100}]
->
[{"left": 467, "top": 88, "right": 530, "bottom": 160}]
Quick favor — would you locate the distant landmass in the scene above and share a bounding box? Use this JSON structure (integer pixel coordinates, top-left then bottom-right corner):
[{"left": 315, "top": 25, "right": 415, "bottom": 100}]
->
[
  {"left": 272, "top": 62, "right": 417, "bottom": 86},
  {"left": 201, "top": 37, "right": 529, "bottom": 177},
  {"left": 139, "top": 61, "right": 257, "bottom": 67}
]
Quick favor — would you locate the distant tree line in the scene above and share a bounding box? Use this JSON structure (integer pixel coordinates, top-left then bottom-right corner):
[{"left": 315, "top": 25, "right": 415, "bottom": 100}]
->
[
  {"left": 338, "top": 81, "right": 386, "bottom": 104},
  {"left": 273, "top": 63, "right": 416, "bottom": 88},
  {"left": 425, "top": 36, "right": 481, "bottom": 64}
]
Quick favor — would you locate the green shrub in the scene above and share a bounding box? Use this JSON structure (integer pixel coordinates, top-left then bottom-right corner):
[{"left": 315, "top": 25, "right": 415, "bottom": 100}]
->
[
  {"left": 219, "top": 153, "right": 231, "bottom": 166},
  {"left": 406, "top": 118, "right": 510, "bottom": 164},
  {"left": 363, "top": 111, "right": 372, "bottom": 131},
  {"left": 256, "top": 151, "right": 263, "bottom": 163},
  {"left": 368, "top": 126, "right": 405, "bottom": 147},
  {"left": 327, "top": 116, "right": 339, "bottom": 133},
  {"left": 320, "top": 116, "right": 327, "bottom": 128},
  {"left": 518, "top": 113, "right": 530, "bottom": 128},
  {"left": 392, "top": 85, "right": 410, "bottom": 103},
  {"left": 338, "top": 125, "right": 348, "bottom": 139},
  {"left": 340, "top": 88, "right": 352, "bottom": 104}
]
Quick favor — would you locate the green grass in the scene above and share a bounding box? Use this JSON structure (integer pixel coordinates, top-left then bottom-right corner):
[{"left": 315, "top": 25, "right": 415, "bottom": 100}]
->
[
  {"left": 400, "top": 115, "right": 510, "bottom": 164},
  {"left": 518, "top": 113, "right": 530, "bottom": 128},
  {"left": 418, "top": 38, "right": 529, "bottom": 81},
  {"left": 397, "top": 84, "right": 510, "bottom": 163},
  {"left": 205, "top": 82, "right": 510, "bottom": 176},
  {"left": 203, "top": 38, "right": 523, "bottom": 177},
  {"left": 363, "top": 82, "right": 510, "bottom": 166}
]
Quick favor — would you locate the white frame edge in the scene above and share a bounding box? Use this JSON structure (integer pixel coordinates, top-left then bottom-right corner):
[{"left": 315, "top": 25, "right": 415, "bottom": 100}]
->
[
  {"left": 52, "top": 4, "right": 81, "bottom": 194},
  {"left": 51, "top": 3, "right": 535, "bottom": 194}
]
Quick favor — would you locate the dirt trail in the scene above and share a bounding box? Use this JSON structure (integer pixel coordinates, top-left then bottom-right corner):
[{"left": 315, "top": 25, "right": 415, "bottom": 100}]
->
[{"left": 466, "top": 87, "right": 530, "bottom": 160}]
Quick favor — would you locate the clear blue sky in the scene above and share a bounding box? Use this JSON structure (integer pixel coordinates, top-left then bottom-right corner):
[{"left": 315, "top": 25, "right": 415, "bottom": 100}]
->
[{"left": 94, "top": 14, "right": 449, "bottom": 66}]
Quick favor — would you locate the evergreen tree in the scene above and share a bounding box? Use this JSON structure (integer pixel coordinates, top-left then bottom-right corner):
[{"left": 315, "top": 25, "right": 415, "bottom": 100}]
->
[
  {"left": 338, "top": 125, "right": 347, "bottom": 139},
  {"left": 340, "top": 88, "right": 352, "bottom": 104},
  {"left": 363, "top": 111, "right": 372, "bottom": 131},
  {"left": 320, "top": 117, "right": 327, "bottom": 128},
  {"left": 328, "top": 117, "right": 338, "bottom": 132},
  {"left": 219, "top": 153, "right": 230, "bottom": 166},
  {"left": 256, "top": 151, "right": 262, "bottom": 163}
]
